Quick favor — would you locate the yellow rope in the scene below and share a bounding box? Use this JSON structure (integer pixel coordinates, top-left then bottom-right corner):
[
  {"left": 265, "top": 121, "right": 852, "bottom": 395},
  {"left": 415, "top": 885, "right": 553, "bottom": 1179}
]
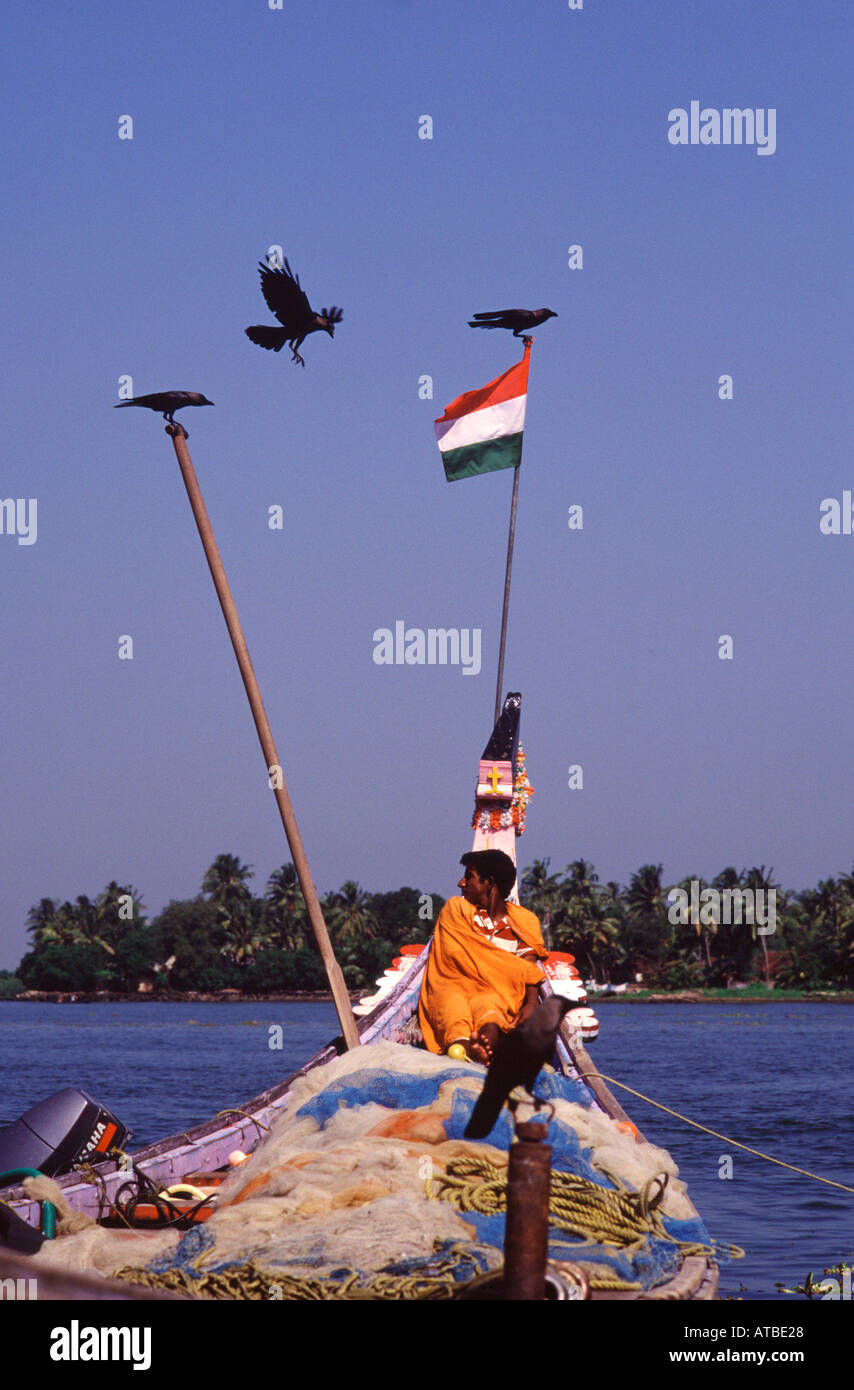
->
[
  {"left": 74, "top": 1162, "right": 123, "bottom": 1225},
  {"left": 113, "top": 1243, "right": 484, "bottom": 1301},
  {"left": 579, "top": 1072, "right": 854, "bottom": 1195},
  {"left": 426, "top": 1156, "right": 742, "bottom": 1284},
  {"left": 210, "top": 1108, "right": 271, "bottom": 1138}
]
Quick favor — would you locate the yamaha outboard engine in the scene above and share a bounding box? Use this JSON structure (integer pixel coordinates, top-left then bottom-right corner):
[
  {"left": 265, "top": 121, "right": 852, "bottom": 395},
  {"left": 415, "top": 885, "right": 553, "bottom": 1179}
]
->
[{"left": 0, "top": 1088, "right": 130, "bottom": 1180}]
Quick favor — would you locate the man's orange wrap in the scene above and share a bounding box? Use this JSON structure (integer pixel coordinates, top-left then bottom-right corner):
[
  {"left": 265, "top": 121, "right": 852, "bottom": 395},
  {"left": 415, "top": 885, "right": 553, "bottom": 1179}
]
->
[{"left": 418, "top": 896, "right": 547, "bottom": 1054}]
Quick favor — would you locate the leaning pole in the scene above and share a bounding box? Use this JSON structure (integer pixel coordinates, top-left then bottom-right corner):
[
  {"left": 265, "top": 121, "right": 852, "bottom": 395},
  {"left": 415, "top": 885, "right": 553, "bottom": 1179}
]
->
[{"left": 166, "top": 424, "right": 361, "bottom": 1050}]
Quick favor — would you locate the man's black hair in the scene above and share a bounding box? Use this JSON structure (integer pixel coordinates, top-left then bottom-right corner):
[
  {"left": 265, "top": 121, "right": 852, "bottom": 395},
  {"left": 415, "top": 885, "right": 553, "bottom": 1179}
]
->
[{"left": 460, "top": 849, "right": 517, "bottom": 899}]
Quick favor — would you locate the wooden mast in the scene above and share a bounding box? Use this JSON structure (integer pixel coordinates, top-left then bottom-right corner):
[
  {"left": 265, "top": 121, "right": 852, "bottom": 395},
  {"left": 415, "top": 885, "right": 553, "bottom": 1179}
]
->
[{"left": 166, "top": 425, "right": 360, "bottom": 1050}]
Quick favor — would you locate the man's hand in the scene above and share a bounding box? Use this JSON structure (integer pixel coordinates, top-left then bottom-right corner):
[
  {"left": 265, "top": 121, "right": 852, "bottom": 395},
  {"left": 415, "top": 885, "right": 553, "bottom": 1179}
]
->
[{"left": 515, "top": 983, "right": 540, "bottom": 1027}]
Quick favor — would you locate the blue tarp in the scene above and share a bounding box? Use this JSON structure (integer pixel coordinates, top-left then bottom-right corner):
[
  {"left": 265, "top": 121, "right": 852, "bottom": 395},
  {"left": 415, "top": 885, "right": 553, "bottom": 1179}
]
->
[
  {"left": 293, "top": 1064, "right": 713, "bottom": 1290},
  {"left": 151, "top": 1061, "right": 715, "bottom": 1294}
]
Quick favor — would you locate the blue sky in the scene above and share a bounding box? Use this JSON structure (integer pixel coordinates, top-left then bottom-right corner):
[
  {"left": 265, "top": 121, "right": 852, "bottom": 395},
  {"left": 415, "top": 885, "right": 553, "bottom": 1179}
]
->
[{"left": 1, "top": 0, "right": 851, "bottom": 967}]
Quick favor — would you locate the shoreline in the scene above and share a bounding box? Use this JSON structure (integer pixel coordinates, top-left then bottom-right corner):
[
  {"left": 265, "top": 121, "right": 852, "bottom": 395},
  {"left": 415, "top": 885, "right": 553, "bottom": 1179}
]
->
[{"left": 5, "top": 988, "right": 853, "bottom": 1005}]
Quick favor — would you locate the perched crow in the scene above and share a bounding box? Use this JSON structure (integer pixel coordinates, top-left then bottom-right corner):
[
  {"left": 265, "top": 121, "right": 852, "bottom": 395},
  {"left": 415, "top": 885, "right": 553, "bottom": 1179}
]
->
[
  {"left": 245, "top": 258, "right": 343, "bottom": 367},
  {"left": 468, "top": 308, "right": 557, "bottom": 337},
  {"left": 114, "top": 391, "right": 214, "bottom": 438},
  {"left": 464, "top": 996, "right": 572, "bottom": 1140}
]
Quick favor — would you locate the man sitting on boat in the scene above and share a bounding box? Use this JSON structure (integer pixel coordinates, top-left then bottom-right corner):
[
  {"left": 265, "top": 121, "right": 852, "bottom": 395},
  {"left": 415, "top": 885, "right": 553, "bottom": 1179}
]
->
[{"left": 418, "top": 849, "right": 547, "bottom": 1063}]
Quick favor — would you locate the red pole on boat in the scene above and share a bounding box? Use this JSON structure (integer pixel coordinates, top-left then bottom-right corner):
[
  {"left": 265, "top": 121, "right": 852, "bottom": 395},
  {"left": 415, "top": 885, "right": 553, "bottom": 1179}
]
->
[
  {"left": 166, "top": 425, "right": 361, "bottom": 1050},
  {"left": 503, "top": 1117, "right": 551, "bottom": 1299}
]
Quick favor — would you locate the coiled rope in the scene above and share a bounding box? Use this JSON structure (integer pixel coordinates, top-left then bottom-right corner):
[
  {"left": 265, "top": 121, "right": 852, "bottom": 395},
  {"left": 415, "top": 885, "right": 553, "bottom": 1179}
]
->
[
  {"left": 579, "top": 1072, "right": 854, "bottom": 1195},
  {"left": 426, "top": 1154, "right": 742, "bottom": 1288}
]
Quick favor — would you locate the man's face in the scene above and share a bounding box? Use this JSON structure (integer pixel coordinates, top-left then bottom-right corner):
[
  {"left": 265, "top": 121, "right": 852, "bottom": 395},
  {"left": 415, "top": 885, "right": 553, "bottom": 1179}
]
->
[{"left": 458, "top": 865, "right": 492, "bottom": 907}]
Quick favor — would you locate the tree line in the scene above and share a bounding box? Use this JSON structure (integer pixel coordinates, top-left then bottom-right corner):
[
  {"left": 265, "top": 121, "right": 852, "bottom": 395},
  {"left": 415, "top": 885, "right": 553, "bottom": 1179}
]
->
[
  {"left": 521, "top": 859, "right": 854, "bottom": 991},
  {"left": 2, "top": 854, "right": 853, "bottom": 998},
  {"left": 5, "top": 855, "right": 442, "bottom": 996}
]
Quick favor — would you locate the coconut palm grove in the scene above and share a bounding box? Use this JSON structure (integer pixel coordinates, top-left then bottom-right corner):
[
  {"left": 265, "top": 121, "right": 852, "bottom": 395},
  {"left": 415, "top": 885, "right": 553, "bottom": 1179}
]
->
[{"left": 2, "top": 854, "right": 852, "bottom": 999}]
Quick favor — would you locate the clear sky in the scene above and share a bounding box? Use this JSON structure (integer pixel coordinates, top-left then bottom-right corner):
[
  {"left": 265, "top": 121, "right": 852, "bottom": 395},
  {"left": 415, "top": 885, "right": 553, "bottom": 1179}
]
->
[{"left": 1, "top": 0, "right": 851, "bottom": 968}]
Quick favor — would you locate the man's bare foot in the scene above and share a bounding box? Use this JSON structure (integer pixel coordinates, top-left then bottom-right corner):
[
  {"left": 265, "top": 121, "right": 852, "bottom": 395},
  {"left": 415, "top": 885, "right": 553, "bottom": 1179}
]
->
[{"left": 468, "top": 1022, "right": 501, "bottom": 1064}]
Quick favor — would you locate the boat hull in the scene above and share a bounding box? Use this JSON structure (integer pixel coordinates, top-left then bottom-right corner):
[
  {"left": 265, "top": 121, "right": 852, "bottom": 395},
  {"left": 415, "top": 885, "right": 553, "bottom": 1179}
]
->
[{"left": 1, "top": 955, "right": 717, "bottom": 1300}]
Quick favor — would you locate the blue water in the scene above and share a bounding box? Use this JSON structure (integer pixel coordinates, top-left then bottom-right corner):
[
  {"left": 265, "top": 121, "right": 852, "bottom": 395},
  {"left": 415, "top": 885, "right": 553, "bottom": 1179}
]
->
[
  {"left": 591, "top": 1003, "right": 853, "bottom": 1302},
  {"left": 0, "top": 1001, "right": 338, "bottom": 1146},
  {"left": 1, "top": 1000, "right": 850, "bottom": 1301}
]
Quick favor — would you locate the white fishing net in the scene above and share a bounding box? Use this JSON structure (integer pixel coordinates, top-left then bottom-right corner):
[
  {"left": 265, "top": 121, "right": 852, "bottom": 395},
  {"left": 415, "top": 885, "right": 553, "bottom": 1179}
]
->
[{"left": 27, "top": 1040, "right": 695, "bottom": 1285}]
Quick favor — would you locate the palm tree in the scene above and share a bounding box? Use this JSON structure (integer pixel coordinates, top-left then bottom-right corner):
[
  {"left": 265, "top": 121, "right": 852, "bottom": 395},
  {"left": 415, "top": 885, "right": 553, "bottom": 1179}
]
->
[
  {"left": 202, "top": 854, "right": 257, "bottom": 967},
  {"left": 324, "top": 881, "right": 377, "bottom": 945},
  {"left": 202, "top": 853, "right": 254, "bottom": 905},
  {"left": 96, "top": 881, "right": 147, "bottom": 949},
  {"left": 562, "top": 895, "right": 623, "bottom": 983},
  {"left": 744, "top": 865, "right": 780, "bottom": 987},
  {"left": 71, "top": 895, "right": 115, "bottom": 956},
  {"left": 520, "top": 859, "right": 562, "bottom": 947},
  {"left": 532, "top": 860, "right": 624, "bottom": 983},
  {"left": 670, "top": 874, "right": 717, "bottom": 972},
  {"left": 625, "top": 863, "right": 666, "bottom": 918},
  {"left": 25, "top": 897, "right": 65, "bottom": 946},
  {"left": 811, "top": 878, "right": 847, "bottom": 939},
  {"left": 264, "top": 863, "right": 309, "bottom": 950},
  {"left": 563, "top": 859, "right": 600, "bottom": 902},
  {"left": 624, "top": 864, "right": 671, "bottom": 978},
  {"left": 224, "top": 896, "right": 267, "bottom": 967},
  {"left": 713, "top": 866, "right": 744, "bottom": 892}
]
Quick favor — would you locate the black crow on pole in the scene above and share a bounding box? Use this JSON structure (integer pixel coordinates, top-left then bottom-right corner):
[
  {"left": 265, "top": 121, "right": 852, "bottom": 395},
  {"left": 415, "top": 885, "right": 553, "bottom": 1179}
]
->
[
  {"left": 463, "top": 997, "right": 572, "bottom": 1140},
  {"left": 468, "top": 308, "right": 557, "bottom": 337},
  {"left": 245, "top": 258, "right": 343, "bottom": 367},
  {"left": 114, "top": 391, "right": 214, "bottom": 437}
]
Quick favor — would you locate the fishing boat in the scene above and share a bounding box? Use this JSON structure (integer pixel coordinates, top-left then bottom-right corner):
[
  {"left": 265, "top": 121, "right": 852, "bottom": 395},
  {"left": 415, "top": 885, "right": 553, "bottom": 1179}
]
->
[{"left": 0, "top": 695, "right": 719, "bottom": 1302}]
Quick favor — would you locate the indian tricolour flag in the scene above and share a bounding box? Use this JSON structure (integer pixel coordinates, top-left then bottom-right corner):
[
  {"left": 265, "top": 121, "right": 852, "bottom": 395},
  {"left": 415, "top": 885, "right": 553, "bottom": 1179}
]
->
[{"left": 434, "top": 342, "right": 531, "bottom": 482}]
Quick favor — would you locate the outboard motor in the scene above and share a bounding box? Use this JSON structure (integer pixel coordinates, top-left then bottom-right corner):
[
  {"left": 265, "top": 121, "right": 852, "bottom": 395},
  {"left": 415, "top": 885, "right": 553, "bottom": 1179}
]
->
[{"left": 0, "top": 1088, "right": 131, "bottom": 1180}]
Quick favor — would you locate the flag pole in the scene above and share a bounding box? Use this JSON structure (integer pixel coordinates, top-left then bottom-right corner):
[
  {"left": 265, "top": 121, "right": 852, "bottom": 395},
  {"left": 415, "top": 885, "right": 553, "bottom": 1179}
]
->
[
  {"left": 166, "top": 424, "right": 361, "bottom": 1050},
  {"left": 494, "top": 463, "right": 520, "bottom": 726},
  {"left": 493, "top": 337, "right": 532, "bottom": 725}
]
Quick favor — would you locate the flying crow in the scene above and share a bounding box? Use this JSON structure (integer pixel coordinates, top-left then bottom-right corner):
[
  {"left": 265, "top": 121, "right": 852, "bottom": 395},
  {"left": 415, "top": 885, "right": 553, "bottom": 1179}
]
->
[
  {"left": 114, "top": 391, "right": 214, "bottom": 438},
  {"left": 468, "top": 308, "right": 557, "bottom": 337},
  {"left": 463, "top": 996, "right": 572, "bottom": 1140},
  {"left": 245, "top": 258, "right": 343, "bottom": 367}
]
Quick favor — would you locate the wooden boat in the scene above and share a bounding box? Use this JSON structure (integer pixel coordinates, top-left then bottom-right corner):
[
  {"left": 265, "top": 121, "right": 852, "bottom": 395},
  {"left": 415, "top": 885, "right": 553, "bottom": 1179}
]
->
[{"left": 0, "top": 695, "right": 718, "bottom": 1300}]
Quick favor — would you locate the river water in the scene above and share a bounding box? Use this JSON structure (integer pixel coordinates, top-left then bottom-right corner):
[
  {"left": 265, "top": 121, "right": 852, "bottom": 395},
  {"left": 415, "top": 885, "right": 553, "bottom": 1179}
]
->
[{"left": 1, "top": 999, "right": 850, "bottom": 1302}]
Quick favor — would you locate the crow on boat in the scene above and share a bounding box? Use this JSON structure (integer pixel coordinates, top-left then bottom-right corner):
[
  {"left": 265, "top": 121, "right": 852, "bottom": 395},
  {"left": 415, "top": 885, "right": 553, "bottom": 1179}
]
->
[
  {"left": 114, "top": 391, "right": 214, "bottom": 437},
  {"left": 468, "top": 307, "right": 557, "bottom": 337},
  {"left": 463, "top": 996, "right": 572, "bottom": 1139},
  {"left": 245, "top": 257, "right": 343, "bottom": 367}
]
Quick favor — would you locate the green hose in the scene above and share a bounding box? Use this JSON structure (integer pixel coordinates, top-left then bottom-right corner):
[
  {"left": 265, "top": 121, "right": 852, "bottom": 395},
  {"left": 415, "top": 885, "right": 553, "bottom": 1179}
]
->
[{"left": 0, "top": 1168, "right": 56, "bottom": 1238}]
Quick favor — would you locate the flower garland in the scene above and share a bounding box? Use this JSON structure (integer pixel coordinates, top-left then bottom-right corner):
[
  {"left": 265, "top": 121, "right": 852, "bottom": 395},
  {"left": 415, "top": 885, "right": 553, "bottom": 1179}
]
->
[{"left": 471, "top": 744, "right": 534, "bottom": 836}]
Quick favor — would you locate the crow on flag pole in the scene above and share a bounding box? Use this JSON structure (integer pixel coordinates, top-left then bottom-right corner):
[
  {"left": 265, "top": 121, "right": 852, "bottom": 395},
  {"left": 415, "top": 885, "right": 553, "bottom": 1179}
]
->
[{"left": 469, "top": 307, "right": 557, "bottom": 337}]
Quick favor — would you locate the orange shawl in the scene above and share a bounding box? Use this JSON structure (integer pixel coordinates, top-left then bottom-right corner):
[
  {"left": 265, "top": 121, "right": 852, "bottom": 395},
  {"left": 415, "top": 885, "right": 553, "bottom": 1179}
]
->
[{"left": 418, "top": 896, "right": 547, "bottom": 1054}]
